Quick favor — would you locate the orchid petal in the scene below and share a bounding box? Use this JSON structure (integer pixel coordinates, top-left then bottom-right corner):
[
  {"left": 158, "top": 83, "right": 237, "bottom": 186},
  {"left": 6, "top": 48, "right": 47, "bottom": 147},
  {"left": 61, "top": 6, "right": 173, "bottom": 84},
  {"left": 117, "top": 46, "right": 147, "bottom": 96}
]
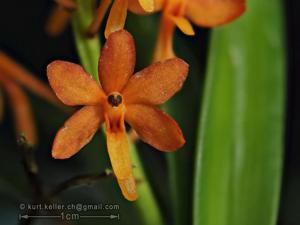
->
[
  {"left": 128, "top": 0, "right": 163, "bottom": 14},
  {"left": 87, "top": 0, "right": 112, "bottom": 37},
  {"left": 117, "top": 174, "right": 138, "bottom": 201},
  {"left": 122, "top": 58, "right": 188, "bottom": 105},
  {"left": 153, "top": 16, "right": 175, "bottom": 62},
  {"left": 99, "top": 30, "right": 136, "bottom": 94},
  {"left": 47, "top": 60, "right": 105, "bottom": 106},
  {"left": 105, "top": 112, "right": 137, "bottom": 201},
  {"left": 0, "top": 74, "right": 37, "bottom": 145},
  {"left": 0, "top": 52, "right": 61, "bottom": 108},
  {"left": 125, "top": 104, "right": 185, "bottom": 151},
  {"left": 104, "top": 0, "right": 128, "bottom": 39},
  {"left": 52, "top": 106, "right": 103, "bottom": 159},
  {"left": 169, "top": 16, "right": 195, "bottom": 35},
  {"left": 186, "top": 0, "right": 246, "bottom": 27},
  {"left": 138, "top": 0, "right": 154, "bottom": 12},
  {"left": 45, "top": 6, "right": 72, "bottom": 37}
]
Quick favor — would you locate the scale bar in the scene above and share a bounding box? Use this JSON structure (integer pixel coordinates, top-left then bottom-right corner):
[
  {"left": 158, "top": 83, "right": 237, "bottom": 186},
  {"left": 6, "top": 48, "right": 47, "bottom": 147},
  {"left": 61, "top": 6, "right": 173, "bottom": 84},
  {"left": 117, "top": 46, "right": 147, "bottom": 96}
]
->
[
  {"left": 81, "top": 214, "right": 119, "bottom": 219},
  {"left": 19, "top": 214, "right": 120, "bottom": 220},
  {"left": 29, "top": 216, "right": 61, "bottom": 218},
  {"left": 81, "top": 216, "right": 110, "bottom": 218},
  {"left": 19, "top": 214, "right": 60, "bottom": 219}
]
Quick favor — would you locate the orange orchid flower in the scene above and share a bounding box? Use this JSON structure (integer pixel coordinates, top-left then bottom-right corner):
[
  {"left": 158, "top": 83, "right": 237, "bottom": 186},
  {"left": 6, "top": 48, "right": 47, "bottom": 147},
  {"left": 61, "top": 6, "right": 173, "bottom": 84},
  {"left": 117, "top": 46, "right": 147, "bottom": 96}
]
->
[
  {"left": 0, "top": 52, "right": 63, "bottom": 146},
  {"left": 87, "top": 0, "right": 156, "bottom": 38},
  {"left": 46, "top": 0, "right": 155, "bottom": 38},
  {"left": 0, "top": 52, "right": 63, "bottom": 108},
  {"left": 47, "top": 30, "right": 188, "bottom": 200},
  {"left": 130, "top": 0, "right": 245, "bottom": 61},
  {"left": 0, "top": 73, "right": 37, "bottom": 145}
]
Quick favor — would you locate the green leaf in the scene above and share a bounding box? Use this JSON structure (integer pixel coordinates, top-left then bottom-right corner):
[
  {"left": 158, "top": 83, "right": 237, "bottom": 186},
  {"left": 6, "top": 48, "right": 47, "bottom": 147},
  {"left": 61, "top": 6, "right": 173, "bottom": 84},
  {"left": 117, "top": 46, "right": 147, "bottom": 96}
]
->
[
  {"left": 72, "top": 0, "right": 100, "bottom": 82},
  {"left": 193, "top": 1, "right": 286, "bottom": 225}
]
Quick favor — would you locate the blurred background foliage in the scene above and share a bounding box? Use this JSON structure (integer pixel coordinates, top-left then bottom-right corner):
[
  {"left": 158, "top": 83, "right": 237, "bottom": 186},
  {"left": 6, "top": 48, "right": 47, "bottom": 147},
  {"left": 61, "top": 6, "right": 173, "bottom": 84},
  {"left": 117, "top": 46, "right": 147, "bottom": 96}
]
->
[{"left": 0, "top": 0, "right": 299, "bottom": 225}]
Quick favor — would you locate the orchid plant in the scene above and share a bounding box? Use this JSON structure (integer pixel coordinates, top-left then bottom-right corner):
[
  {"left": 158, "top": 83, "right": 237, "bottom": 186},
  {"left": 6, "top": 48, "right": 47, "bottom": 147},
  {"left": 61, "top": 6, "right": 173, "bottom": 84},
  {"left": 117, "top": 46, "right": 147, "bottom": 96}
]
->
[
  {"left": 45, "top": 0, "right": 246, "bottom": 205},
  {"left": 0, "top": 1, "right": 287, "bottom": 225}
]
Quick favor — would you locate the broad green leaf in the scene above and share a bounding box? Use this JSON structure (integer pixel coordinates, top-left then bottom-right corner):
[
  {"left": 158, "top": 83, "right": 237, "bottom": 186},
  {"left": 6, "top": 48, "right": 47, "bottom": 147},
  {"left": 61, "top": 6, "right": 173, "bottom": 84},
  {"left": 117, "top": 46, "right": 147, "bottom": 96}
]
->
[{"left": 193, "top": 1, "right": 285, "bottom": 225}]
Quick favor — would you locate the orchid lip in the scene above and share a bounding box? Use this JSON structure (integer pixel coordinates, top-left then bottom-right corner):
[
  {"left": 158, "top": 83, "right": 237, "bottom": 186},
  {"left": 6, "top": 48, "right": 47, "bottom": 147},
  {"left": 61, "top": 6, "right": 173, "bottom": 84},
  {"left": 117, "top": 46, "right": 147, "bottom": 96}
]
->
[{"left": 107, "top": 92, "right": 123, "bottom": 107}]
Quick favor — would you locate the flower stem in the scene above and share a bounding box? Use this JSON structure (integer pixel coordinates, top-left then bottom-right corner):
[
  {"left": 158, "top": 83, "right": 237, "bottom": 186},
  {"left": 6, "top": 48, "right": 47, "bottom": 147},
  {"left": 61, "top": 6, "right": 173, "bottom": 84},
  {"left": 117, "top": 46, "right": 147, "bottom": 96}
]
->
[
  {"left": 129, "top": 142, "right": 164, "bottom": 225},
  {"left": 17, "top": 135, "right": 42, "bottom": 196},
  {"left": 17, "top": 135, "right": 43, "bottom": 225},
  {"left": 72, "top": 0, "right": 100, "bottom": 82}
]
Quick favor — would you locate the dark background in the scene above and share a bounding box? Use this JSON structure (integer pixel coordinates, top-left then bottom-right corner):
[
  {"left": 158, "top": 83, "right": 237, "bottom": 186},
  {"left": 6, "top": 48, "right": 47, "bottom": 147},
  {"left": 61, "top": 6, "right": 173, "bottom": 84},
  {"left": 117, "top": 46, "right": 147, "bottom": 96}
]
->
[
  {"left": 278, "top": 0, "right": 300, "bottom": 224},
  {"left": 0, "top": 0, "right": 299, "bottom": 225}
]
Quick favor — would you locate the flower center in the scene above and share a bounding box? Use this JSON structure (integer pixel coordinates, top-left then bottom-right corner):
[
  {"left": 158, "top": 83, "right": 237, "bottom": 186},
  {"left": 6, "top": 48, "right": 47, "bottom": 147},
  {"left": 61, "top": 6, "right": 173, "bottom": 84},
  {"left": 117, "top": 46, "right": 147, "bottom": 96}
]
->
[{"left": 107, "top": 93, "right": 123, "bottom": 107}]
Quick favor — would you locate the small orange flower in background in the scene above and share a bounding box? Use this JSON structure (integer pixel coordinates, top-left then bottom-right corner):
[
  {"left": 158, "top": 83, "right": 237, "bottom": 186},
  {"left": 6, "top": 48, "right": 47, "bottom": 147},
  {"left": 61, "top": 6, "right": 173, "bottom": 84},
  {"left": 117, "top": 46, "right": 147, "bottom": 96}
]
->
[
  {"left": 0, "top": 73, "right": 37, "bottom": 145},
  {"left": 46, "top": 0, "right": 246, "bottom": 60},
  {"left": 88, "top": 0, "right": 246, "bottom": 60},
  {"left": 46, "top": 0, "right": 156, "bottom": 37},
  {"left": 47, "top": 30, "right": 188, "bottom": 200},
  {"left": 87, "top": 0, "right": 155, "bottom": 38},
  {"left": 149, "top": 0, "right": 246, "bottom": 61},
  {"left": 0, "top": 52, "right": 62, "bottom": 145}
]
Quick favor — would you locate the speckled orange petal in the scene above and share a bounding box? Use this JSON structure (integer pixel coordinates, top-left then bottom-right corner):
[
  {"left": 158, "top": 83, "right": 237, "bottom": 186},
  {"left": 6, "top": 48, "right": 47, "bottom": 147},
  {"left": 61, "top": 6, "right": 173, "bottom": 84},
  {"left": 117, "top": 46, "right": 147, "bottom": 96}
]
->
[
  {"left": 47, "top": 60, "right": 106, "bottom": 106},
  {"left": 52, "top": 106, "right": 103, "bottom": 159},
  {"left": 87, "top": 0, "right": 112, "bottom": 37},
  {"left": 104, "top": 0, "right": 128, "bottom": 39},
  {"left": 105, "top": 113, "right": 137, "bottom": 201},
  {"left": 169, "top": 16, "right": 195, "bottom": 35},
  {"left": 125, "top": 104, "right": 185, "bottom": 151},
  {"left": 153, "top": 15, "right": 175, "bottom": 62},
  {"left": 185, "top": 0, "right": 246, "bottom": 27},
  {"left": 99, "top": 30, "right": 135, "bottom": 94},
  {"left": 117, "top": 174, "right": 138, "bottom": 201},
  {"left": 0, "top": 52, "right": 61, "bottom": 108},
  {"left": 128, "top": 0, "right": 163, "bottom": 14},
  {"left": 0, "top": 74, "right": 37, "bottom": 145},
  {"left": 122, "top": 58, "right": 188, "bottom": 105}
]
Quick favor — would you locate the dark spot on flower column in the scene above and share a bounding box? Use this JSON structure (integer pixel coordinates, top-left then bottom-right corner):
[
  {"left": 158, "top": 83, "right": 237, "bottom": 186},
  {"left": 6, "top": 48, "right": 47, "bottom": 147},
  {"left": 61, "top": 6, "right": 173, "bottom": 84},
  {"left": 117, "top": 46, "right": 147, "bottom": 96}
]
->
[{"left": 108, "top": 94, "right": 123, "bottom": 107}]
